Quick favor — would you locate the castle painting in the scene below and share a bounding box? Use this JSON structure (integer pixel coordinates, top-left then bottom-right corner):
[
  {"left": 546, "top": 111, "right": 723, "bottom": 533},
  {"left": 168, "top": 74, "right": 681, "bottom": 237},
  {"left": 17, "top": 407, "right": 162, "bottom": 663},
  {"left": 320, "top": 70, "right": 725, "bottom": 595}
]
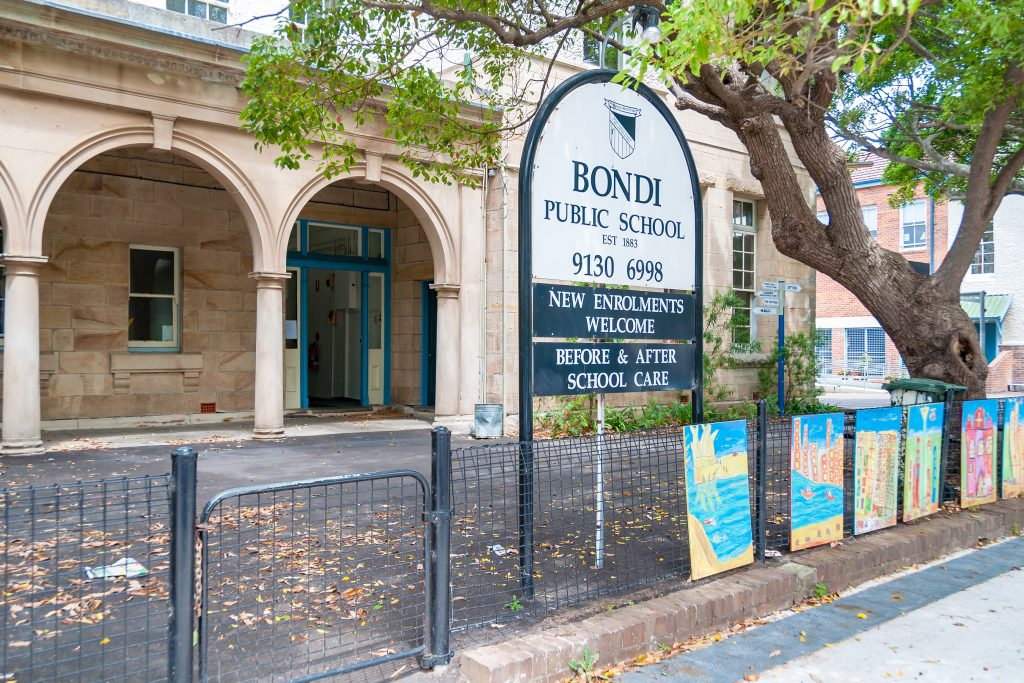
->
[
  {"left": 790, "top": 413, "right": 845, "bottom": 551},
  {"left": 682, "top": 420, "right": 754, "bottom": 580},
  {"left": 961, "top": 400, "right": 998, "bottom": 507},
  {"left": 1002, "top": 397, "right": 1024, "bottom": 499},
  {"left": 903, "top": 402, "right": 944, "bottom": 521},
  {"left": 853, "top": 407, "right": 901, "bottom": 534}
]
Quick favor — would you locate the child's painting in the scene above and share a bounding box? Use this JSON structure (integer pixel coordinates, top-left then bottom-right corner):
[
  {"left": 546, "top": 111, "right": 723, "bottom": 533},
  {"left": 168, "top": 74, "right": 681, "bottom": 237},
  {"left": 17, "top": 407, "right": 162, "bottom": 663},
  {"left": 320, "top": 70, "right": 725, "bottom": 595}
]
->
[
  {"left": 790, "top": 413, "right": 845, "bottom": 551},
  {"left": 1002, "top": 397, "right": 1024, "bottom": 499},
  {"left": 853, "top": 407, "right": 901, "bottom": 534},
  {"left": 902, "top": 402, "right": 945, "bottom": 521},
  {"left": 961, "top": 400, "right": 998, "bottom": 507},
  {"left": 682, "top": 420, "right": 754, "bottom": 580}
]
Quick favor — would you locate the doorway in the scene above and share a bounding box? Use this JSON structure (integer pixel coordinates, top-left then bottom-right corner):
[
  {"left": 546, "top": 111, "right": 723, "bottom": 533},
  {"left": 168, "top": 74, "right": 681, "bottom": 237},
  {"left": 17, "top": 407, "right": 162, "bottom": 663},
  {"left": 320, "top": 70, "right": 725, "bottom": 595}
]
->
[
  {"left": 421, "top": 281, "right": 437, "bottom": 407},
  {"left": 284, "top": 220, "right": 391, "bottom": 410}
]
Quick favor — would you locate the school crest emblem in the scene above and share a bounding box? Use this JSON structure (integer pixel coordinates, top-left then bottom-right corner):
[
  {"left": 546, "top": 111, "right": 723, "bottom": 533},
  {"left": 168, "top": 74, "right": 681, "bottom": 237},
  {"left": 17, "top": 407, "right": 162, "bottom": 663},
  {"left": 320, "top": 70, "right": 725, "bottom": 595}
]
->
[{"left": 604, "top": 99, "right": 642, "bottom": 159}]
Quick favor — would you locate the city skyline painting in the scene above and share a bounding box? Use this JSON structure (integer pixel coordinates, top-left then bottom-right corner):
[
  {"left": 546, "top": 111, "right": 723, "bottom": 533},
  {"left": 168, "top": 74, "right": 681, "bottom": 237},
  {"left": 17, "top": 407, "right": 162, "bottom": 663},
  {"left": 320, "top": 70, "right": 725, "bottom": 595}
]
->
[
  {"left": 961, "top": 399, "right": 998, "bottom": 507},
  {"left": 854, "top": 407, "right": 901, "bottom": 534},
  {"left": 1002, "top": 397, "right": 1024, "bottom": 499},
  {"left": 903, "top": 402, "right": 944, "bottom": 521},
  {"left": 683, "top": 420, "right": 755, "bottom": 580},
  {"left": 790, "top": 413, "right": 845, "bottom": 552}
]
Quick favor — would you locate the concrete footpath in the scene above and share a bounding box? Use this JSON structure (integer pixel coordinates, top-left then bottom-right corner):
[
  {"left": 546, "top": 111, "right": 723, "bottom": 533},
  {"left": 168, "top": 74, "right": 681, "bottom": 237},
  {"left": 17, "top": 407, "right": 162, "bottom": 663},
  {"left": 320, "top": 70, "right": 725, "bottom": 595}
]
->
[
  {"left": 619, "top": 536, "right": 1024, "bottom": 682},
  {"left": 455, "top": 500, "right": 1024, "bottom": 683}
]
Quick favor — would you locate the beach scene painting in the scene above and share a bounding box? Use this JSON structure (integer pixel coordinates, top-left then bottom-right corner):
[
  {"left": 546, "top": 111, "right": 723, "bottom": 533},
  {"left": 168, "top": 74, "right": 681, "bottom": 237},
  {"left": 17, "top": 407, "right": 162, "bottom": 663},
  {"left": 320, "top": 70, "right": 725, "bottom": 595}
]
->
[
  {"left": 1002, "top": 397, "right": 1024, "bottom": 499},
  {"left": 903, "top": 402, "right": 944, "bottom": 521},
  {"left": 790, "top": 413, "right": 845, "bottom": 551},
  {"left": 682, "top": 420, "right": 754, "bottom": 580},
  {"left": 853, "top": 407, "right": 901, "bottom": 534},
  {"left": 961, "top": 399, "right": 998, "bottom": 507}
]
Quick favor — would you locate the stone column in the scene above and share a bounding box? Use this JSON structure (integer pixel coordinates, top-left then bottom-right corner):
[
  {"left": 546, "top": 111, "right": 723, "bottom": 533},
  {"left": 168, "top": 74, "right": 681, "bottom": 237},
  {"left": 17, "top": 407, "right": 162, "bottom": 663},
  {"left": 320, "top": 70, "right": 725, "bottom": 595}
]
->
[
  {"left": 458, "top": 181, "right": 485, "bottom": 416},
  {"left": 250, "top": 272, "right": 290, "bottom": 439},
  {"left": 2, "top": 255, "right": 47, "bottom": 454},
  {"left": 430, "top": 283, "right": 461, "bottom": 418}
]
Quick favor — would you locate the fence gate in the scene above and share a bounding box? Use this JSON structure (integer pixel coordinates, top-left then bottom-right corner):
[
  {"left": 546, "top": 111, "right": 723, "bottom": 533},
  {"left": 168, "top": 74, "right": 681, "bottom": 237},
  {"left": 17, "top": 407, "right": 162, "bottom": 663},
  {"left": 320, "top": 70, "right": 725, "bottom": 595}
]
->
[{"left": 196, "top": 471, "right": 431, "bottom": 682}]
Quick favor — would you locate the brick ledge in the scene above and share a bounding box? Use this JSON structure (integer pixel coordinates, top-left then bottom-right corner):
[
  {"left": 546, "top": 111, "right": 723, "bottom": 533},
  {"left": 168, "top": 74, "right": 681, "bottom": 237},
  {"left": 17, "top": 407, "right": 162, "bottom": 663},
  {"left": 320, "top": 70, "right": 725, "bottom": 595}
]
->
[{"left": 457, "top": 499, "right": 1024, "bottom": 683}]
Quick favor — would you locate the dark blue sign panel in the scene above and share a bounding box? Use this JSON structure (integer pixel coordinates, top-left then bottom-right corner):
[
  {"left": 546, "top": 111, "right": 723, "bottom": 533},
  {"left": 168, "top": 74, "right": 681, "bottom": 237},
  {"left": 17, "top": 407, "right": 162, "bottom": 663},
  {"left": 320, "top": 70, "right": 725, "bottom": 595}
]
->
[
  {"left": 533, "top": 283, "right": 695, "bottom": 341},
  {"left": 533, "top": 342, "right": 695, "bottom": 397}
]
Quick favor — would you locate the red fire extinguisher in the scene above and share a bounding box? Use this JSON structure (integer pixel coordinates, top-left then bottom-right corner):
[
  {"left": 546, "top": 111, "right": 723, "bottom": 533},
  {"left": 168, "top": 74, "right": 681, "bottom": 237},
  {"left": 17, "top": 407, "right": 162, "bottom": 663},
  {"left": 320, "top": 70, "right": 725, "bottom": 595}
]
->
[{"left": 308, "top": 332, "right": 320, "bottom": 373}]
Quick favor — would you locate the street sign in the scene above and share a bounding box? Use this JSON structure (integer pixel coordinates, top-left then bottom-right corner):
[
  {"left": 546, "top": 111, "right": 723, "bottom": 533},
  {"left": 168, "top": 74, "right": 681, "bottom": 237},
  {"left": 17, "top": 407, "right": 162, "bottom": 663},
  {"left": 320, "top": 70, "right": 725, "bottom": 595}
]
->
[
  {"left": 533, "top": 342, "right": 695, "bottom": 396},
  {"left": 785, "top": 283, "right": 802, "bottom": 292},
  {"left": 756, "top": 290, "right": 777, "bottom": 298},
  {"left": 532, "top": 283, "right": 695, "bottom": 340},
  {"left": 754, "top": 306, "right": 778, "bottom": 316},
  {"left": 758, "top": 301, "right": 779, "bottom": 311},
  {"left": 759, "top": 293, "right": 779, "bottom": 301},
  {"left": 761, "top": 281, "right": 778, "bottom": 290}
]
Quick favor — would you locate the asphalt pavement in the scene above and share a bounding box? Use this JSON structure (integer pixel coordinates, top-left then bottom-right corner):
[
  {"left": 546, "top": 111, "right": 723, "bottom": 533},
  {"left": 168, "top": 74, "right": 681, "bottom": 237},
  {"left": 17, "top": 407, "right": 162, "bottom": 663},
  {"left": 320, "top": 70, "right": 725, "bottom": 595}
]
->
[
  {"left": 619, "top": 536, "right": 1024, "bottom": 682},
  {"left": 0, "top": 416, "right": 483, "bottom": 503}
]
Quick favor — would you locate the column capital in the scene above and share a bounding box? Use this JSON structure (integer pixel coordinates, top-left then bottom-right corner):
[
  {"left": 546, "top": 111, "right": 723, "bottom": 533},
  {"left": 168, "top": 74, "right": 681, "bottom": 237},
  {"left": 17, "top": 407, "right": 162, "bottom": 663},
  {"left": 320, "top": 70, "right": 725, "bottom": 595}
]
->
[
  {"left": 249, "top": 271, "right": 291, "bottom": 289},
  {"left": 0, "top": 255, "right": 48, "bottom": 276},
  {"left": 429, "top": 283, "right": 460, "bottom": 299}
]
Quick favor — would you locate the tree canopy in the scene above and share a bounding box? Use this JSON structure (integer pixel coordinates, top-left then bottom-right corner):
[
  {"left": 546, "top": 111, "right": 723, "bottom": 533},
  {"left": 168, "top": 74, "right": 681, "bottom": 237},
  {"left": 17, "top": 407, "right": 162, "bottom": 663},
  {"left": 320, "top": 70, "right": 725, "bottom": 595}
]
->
[{"left": 241, "top": 0, "right": 1024, "bottom": 394}]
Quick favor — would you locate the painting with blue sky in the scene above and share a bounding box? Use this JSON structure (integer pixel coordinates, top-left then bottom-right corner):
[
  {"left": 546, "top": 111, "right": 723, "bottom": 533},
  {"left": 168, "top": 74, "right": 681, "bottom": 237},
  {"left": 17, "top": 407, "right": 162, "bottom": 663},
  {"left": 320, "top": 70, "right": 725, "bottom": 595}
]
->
[
  {"left": 854, "top": 407, "right": 901, "bottom": 534},
  {"left": 790, "top": 413, "right": 844, "bottom": 551},
  {"left": 903, "top": 403, "right": 943, "bottom": 521}
]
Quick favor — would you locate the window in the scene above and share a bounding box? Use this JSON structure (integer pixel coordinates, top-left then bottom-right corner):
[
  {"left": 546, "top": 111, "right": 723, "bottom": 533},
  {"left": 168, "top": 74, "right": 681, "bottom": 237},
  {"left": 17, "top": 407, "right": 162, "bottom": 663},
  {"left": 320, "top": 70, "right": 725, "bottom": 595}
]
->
[
  {"left": 307, "top": 223, "right": 361, "bottom": 257},
  {"left": 971, "top": 223, "right": 995, "bottom": 274},
  {"left": 817, "top": 206, "right": 876, "bottom": 238},
  {"left": 845, "top": 327, "right": 886, "bottom": 377},
  {"left": 166, "top": 0, "right": 228, "bottom": 24},
  {"left": 129, "top": 246, "right": 180, "bottom": 349},
  {"left": 815, "top": 329, "right": 833, "bottom": 375},
  {"left": 732, "top": 199, "right": 756, "bottom": 345},
  {"left": 900, "top": 200, "right": 927, "bottom": 250},
  {"left": 861, "top": 205, "right": 877, "bottom": 239}
]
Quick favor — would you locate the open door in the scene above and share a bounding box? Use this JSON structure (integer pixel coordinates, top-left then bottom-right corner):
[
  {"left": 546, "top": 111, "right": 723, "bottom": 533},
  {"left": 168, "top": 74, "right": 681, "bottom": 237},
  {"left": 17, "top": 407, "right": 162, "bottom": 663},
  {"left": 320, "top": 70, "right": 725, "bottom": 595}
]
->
[{"left": 284, "top": 267, "right": 301, "bottom": 410}]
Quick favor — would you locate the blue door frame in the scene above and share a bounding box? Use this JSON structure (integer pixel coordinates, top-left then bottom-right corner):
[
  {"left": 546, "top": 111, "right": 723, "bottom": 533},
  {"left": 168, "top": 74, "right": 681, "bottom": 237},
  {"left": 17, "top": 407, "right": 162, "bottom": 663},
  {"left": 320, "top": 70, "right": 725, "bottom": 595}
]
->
[
  {"left": 421, "top": 281, "right": 437, "bottom": 407},
  {"left": 288, "top": 220, "right": 391, "bottom": 408}
]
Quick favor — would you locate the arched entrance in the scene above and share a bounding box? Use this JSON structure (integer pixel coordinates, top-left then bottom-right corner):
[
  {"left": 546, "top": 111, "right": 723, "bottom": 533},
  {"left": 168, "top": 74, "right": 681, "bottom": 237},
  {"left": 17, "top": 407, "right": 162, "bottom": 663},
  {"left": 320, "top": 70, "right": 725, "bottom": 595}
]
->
[
  {"left": 282, "top": 179, "right": 440, "bottom": 412},
  {"left": 7, "top": 145, "right": 265, "bottom": 437}
]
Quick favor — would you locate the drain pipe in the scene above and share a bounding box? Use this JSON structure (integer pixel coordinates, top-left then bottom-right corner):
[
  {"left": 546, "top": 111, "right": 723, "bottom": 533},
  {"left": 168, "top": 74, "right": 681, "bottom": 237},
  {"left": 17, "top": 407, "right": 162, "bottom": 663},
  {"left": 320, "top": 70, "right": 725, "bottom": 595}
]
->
[
  {"left": 480, "top": 164, "right": 489, "bottom": 405},
  {"left": 500, "top": 158, "right": 511, "bottom": 427}
]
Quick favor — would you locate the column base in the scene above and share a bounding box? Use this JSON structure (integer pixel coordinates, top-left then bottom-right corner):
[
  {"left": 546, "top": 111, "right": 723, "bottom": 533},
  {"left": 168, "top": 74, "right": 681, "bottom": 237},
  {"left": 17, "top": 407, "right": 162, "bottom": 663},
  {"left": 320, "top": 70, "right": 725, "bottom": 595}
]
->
[
  {"left": 2, "top": 438, "right": 46, "bottom": 455},
  {"left": 252, "top": 427, "right": 285, "bottom": 440},
  {"left": 432, "top": 415, "right": 474, "bottom": 435}
]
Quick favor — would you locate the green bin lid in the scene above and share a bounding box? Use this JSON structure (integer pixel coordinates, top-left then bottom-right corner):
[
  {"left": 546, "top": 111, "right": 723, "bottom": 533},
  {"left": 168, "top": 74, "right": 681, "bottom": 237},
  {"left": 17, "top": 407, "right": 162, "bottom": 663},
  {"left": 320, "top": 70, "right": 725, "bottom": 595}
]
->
[{"left": 881, "top": 378, "right": 967, "bottom": 393}]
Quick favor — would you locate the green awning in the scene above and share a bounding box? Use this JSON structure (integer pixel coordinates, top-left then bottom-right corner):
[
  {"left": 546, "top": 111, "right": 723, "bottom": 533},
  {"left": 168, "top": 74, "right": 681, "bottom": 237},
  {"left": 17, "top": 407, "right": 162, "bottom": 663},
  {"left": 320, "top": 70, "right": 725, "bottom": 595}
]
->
[{"left": 960, "top": 293, "right": 1011, "bottom": 321}]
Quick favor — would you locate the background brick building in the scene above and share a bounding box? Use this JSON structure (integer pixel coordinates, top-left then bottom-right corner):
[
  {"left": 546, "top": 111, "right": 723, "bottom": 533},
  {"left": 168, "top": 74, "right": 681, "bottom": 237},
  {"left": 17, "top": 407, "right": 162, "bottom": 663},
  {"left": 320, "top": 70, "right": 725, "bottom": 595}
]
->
[{"left": 814, "top": 154, "right": 1021, "bottom": 393}]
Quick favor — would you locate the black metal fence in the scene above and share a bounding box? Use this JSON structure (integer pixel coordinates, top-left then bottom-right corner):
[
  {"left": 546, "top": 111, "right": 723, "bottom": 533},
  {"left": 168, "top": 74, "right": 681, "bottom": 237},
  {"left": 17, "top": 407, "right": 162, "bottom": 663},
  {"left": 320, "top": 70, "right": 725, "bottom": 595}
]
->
[
  {"left": 0, "top": 475, "right": 173, "bottom": 683},
  {"left": 2, "top": 393, "right": 1020, "bottom": 682}
]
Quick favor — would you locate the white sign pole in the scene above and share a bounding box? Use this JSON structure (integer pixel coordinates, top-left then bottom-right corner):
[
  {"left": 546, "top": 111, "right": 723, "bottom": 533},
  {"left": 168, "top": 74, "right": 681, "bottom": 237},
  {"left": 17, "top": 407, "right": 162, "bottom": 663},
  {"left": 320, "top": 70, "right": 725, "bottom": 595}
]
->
[{"left": 595, "top": 392, "right": 606, "bottom": 569}]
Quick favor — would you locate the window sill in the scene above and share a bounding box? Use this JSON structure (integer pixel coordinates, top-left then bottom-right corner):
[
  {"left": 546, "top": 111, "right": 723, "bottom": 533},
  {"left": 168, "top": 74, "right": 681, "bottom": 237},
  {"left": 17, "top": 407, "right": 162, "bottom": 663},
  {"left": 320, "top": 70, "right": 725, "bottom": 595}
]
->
[{"left": 110, "top": 352, "right": 203, "bottom": 394}]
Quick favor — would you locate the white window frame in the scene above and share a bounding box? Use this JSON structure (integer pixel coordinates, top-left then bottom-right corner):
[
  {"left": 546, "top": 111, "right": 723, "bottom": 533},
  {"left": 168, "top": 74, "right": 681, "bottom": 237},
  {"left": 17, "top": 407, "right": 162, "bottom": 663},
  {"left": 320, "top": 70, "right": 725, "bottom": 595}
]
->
[
  {"left": 970, "top": 222, "right": 995, "bottom": 275},
  {"left": 900, "top": 199, "right": 928, "bottom": 250},
  {"left": 861, "top": 205, "right": 878, "bottom": 239},
  {"left": 128, "top": 245, "right": 181, "bottom": 351},
  {"left": 732, "top": 198, "right": 757, "bottom": 346}
]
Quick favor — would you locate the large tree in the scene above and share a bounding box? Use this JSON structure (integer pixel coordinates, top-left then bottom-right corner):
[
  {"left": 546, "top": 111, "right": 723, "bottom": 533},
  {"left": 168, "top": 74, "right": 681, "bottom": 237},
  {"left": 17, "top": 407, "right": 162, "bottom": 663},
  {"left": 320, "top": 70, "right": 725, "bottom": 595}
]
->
[{"left": 242, "top": 0, "right": 1024, "bottom": 396}]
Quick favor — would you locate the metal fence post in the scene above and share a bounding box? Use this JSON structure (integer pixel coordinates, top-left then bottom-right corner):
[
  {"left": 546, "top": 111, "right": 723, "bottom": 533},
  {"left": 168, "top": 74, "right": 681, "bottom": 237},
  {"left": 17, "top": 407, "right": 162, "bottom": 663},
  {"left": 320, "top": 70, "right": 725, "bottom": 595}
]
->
[
  {"left": 939, "top": 388, "right": 955, "bottom": 504},
  {"left": 423, "top": 427, "right": 454, "bottom": 669},
  {"left": 757, "top": 399, "right": 769, "bottom": 561},
  {"left": 168, "top": 446, "right": 198, "bottom": 683}
]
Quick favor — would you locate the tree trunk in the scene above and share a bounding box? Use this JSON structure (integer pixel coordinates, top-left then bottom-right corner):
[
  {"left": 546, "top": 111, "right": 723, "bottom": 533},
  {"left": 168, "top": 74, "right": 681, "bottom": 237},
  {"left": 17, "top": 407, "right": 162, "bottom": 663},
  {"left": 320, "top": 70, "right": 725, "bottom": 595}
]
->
[{"left": 730, "top": 112, "right": 990, "bottom": 397}]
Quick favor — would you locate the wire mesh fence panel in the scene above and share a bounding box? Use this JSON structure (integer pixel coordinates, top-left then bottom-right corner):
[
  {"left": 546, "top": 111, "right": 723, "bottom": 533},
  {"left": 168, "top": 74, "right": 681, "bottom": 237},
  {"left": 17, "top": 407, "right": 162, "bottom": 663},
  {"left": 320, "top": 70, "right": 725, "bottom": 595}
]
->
[
  {"left": 0, "top": 476, "right": 173, "bottom": 683},
  {"left": 198, "top": 473, "right": 428, "bottom": 683},
  {"left": 449, "top": 428, "right": 690, "bottom": 631},
  {"left": 945, "top": 400, "right": 964, "bottom": 503},
  {"left": 762, "top": 417, "right": 792, "bottom": 555},
  {"left": 842, "top": 411, "right": 857, "bottom": 537}
]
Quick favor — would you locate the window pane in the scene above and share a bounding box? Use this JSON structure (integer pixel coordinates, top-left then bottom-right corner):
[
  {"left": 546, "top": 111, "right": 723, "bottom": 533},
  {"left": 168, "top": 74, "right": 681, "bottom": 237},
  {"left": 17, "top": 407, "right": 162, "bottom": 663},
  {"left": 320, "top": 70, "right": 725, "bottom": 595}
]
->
[
  {"left": 308, "top": 224, "right": 360, "bottom": 256},
  {"left": 166, "top": 0, "right": 186, "bottom": 12},
  {"left": 187, "top": 0, "right": 207, "bottom": 18},
  {"left": 733, "top": 252, "right": 743, "bottom": 269},
  {"left": 208, "top": 4, "right": 227, "bottom": 22},
  {"left": 861, "top": 205, "right": 877, "bottom": 237},
  {"left": 733, "top": 272, "right": 744, "bottom": 289},
  {"left": 902, "top": 200, "right": 926, "bottom": 224},
  {"left": 733, "top": 200, "right": 754, "bottom": 227},
  {"left": 130, "top": 249, "right": 175, "bottom": 295},
  {"left": 367, "top": 230, "right": 384, "bottom": 259},
  {"left": 129, "top": 297, "right": 175, "bottom": 342}
]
